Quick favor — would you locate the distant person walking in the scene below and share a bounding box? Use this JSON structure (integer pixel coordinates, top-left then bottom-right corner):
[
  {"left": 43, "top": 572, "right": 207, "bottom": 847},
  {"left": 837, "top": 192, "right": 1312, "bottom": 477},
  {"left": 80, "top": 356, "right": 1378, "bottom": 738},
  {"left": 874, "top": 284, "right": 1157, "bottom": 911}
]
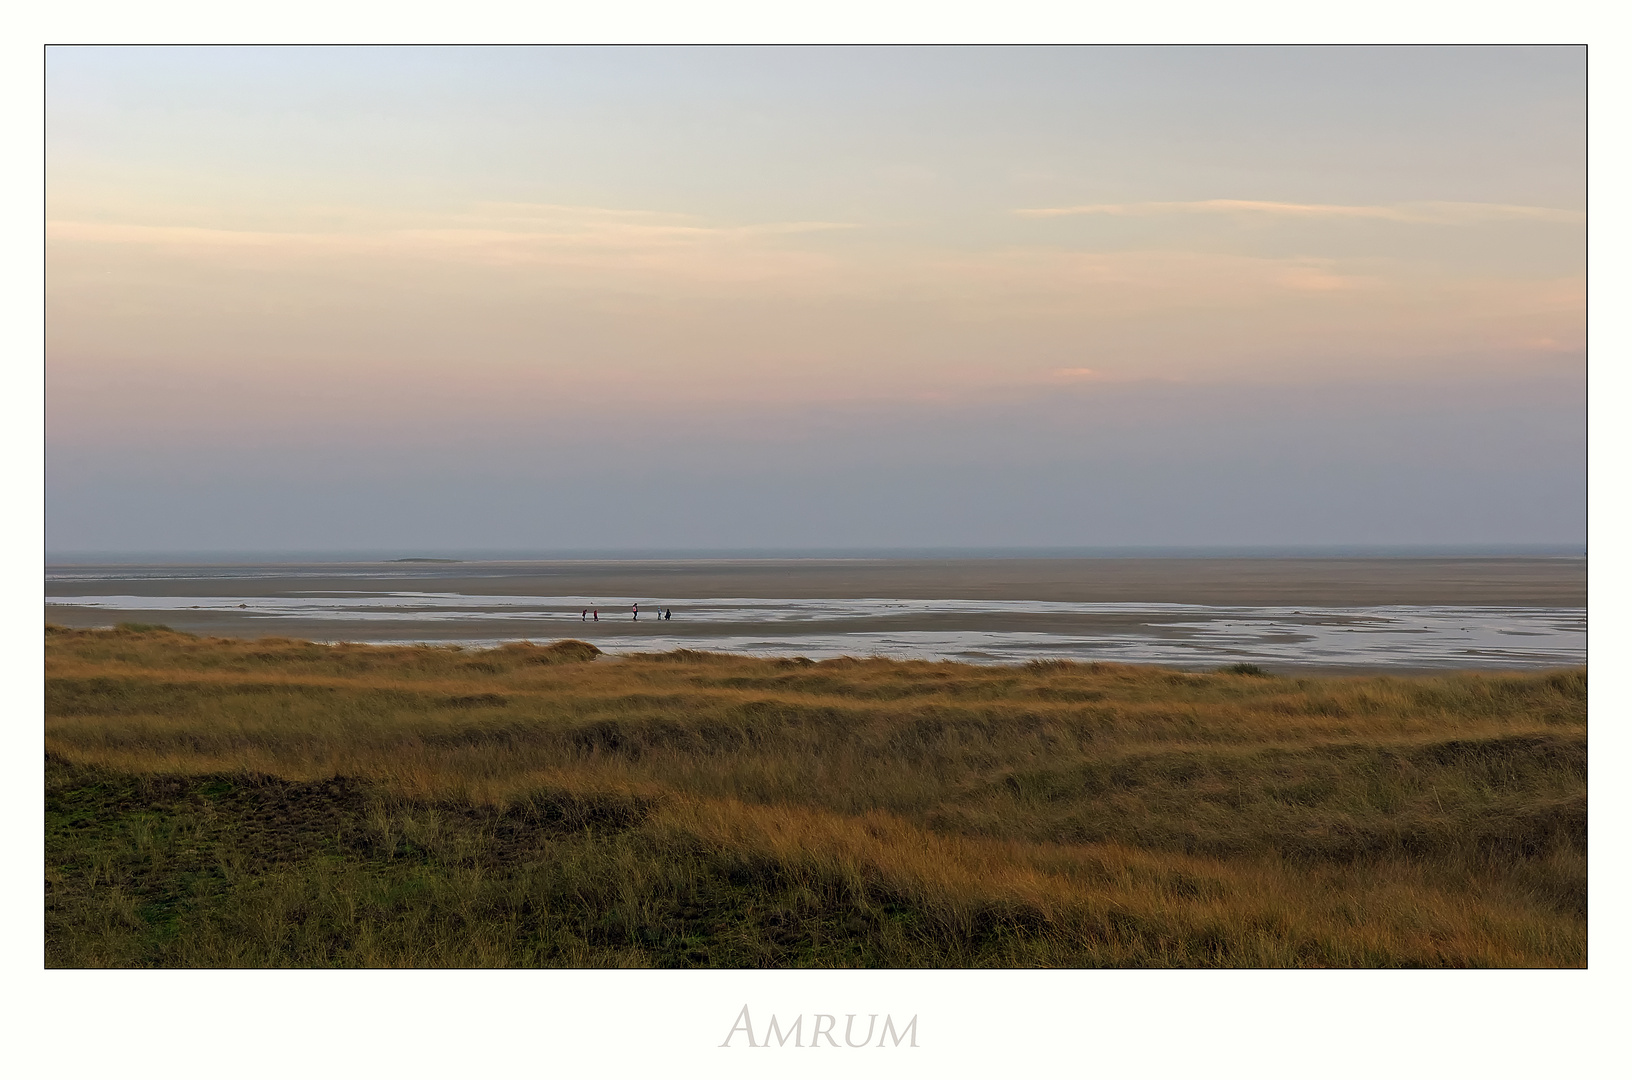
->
[
  {"left": 593, "top": 609, "right": 598, "bottom": 622},
  {"left": 665, "top": 608, "right": 672, "bottom": 620},
  {"left": 633, "top": 602, "right": 639, "bottom": 621},
  {"left": 581, "top": 608, "right": 587, "bottom": 621}
]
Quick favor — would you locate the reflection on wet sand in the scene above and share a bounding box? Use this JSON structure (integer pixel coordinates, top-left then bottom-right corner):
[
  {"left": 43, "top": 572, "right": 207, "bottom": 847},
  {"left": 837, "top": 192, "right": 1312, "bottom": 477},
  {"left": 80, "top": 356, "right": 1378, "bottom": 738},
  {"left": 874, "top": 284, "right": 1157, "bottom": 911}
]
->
[{"left": 46, "top": 556, "right": 1586, "bottom": 672}]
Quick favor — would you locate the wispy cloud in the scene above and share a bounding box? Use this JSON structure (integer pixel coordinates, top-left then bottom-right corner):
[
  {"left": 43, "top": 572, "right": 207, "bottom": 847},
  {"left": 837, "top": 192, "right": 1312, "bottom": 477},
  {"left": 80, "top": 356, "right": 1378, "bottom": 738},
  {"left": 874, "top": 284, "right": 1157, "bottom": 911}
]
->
[
  {"left": 47, "top": 202, "right": 858, "bottom": 251},
  {"left": 1014, "top": 200, "right": 1584, "bottom": 225},
  {"left": 460, "top": 202, "right": 859, "bottom": 238},
  {"left": 48, "top": 197, "right": 1582, "bottom": 410},
  {"left": 45, "top": 204, "right": 860, "bottom": 285}
]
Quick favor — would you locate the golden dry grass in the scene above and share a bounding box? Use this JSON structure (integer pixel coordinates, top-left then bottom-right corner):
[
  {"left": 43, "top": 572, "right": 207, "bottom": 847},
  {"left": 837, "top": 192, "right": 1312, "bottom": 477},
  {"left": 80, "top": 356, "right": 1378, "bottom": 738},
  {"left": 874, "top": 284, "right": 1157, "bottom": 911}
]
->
[{"left": 45, "top": 625, "right": 1585, "bottom": 967}]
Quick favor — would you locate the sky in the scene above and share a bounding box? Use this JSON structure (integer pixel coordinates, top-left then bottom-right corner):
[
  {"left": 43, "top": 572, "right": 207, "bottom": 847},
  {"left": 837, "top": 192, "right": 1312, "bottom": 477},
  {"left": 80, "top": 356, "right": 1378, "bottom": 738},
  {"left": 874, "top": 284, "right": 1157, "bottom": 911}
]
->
[{"left": 44, "top": 45, "right": 1585, "bottom": 553}]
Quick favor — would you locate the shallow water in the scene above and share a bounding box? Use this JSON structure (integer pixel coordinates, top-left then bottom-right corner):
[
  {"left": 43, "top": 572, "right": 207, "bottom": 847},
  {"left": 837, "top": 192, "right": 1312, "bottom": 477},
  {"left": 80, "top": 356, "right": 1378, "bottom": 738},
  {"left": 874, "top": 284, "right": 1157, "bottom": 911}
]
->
[{"left": 45, "top": 590, "right": 1585, "bottom": 670}]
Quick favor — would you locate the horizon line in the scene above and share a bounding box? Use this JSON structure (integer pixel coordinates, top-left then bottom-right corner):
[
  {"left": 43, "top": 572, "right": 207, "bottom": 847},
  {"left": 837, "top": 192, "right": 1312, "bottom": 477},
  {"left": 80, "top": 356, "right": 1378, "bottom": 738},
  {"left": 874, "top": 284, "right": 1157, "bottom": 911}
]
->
[{"left": 44, "top": 543, "right": 1587, "bottom": 566}]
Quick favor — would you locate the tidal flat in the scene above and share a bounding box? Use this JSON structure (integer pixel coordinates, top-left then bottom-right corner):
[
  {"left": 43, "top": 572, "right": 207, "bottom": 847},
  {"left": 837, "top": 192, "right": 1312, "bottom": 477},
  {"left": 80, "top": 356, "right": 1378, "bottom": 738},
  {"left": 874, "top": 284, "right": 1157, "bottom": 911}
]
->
[
  {"left": 46, "top": 624, "right": 1585, "bottom": 967},
  {"left": 45, "top": 556, "right": 1587, "bottom": 672}
]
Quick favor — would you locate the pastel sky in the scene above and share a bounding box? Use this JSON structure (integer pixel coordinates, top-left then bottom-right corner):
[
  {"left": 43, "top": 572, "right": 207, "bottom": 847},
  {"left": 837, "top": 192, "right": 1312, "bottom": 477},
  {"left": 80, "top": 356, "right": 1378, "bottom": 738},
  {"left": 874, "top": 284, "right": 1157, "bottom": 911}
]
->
[{"left": 46, "top": 46, "right": 1584, "bottom": 552}]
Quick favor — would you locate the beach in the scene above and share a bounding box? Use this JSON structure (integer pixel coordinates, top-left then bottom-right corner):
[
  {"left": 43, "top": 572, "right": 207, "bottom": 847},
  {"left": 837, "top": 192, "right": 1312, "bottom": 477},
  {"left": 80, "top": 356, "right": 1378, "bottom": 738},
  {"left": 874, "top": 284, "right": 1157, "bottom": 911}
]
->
[{"left": 45, "top": 556, "right": 1586, "bottom": 672}]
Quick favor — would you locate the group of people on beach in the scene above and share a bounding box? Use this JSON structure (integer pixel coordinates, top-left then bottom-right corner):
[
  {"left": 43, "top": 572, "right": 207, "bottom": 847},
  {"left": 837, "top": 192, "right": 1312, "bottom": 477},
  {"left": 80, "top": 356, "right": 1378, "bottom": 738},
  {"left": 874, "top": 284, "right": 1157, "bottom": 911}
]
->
[{"left": 580, "top": 604, "right": 673, "bottom": 621}]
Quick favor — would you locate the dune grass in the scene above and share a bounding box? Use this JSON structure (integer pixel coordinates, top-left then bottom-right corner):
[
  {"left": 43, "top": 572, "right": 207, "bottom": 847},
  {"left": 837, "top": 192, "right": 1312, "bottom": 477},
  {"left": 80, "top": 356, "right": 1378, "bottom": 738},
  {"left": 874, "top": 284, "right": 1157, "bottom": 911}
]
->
[{"left": 44, "top": 625, "right": 1586, "bottom": 967}]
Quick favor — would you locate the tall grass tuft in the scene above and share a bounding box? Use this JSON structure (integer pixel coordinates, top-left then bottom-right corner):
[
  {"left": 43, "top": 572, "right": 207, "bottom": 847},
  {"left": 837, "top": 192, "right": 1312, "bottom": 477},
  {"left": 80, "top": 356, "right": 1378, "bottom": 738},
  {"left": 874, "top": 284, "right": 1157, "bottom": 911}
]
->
[{"left": 45, "top": 627, "right": 1585, "bottom": 967}]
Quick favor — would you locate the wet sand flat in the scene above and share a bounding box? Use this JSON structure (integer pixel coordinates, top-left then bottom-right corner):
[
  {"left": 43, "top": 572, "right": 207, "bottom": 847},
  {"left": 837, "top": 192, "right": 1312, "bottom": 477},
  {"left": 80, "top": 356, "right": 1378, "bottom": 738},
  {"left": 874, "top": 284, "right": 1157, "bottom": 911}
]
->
[{"left": 44, "top": 557, "right": 1586, "bottom": 671}]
